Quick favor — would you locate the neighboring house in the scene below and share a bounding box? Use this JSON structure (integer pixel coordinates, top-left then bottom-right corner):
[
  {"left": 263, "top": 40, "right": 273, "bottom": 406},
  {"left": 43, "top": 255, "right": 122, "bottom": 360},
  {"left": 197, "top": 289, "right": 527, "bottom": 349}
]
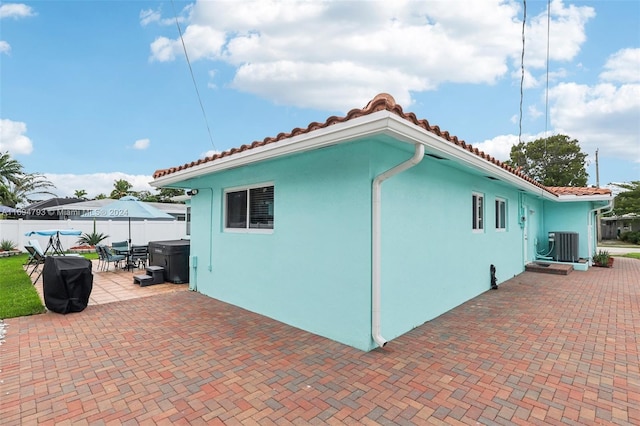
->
[
  {"left": 151, "top": 93, "right": 613, "bottom": 351},
  {"left": 21, "top": 198, "right": 84, "bottom": 220},
  {"left": 601, "top": 214, "right": 640, "bottom": 239},
  {"left": 41, "top": 199, "right": 187, "bottom": 221}
]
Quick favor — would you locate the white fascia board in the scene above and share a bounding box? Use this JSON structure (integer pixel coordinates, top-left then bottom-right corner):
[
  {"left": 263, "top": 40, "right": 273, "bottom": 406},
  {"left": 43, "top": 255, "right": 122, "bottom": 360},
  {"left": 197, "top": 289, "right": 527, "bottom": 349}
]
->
[
  {"left": 381, "top": 115, "right": 560, "bottom": 200},
  {"left": 152, "top": 111, "right": 610, "bottom": 203},
  {"left": 555, "top": 194, "right": 614, "bottom": 202},
  {"left": 151, "top": 110, "right": 396, "bottom": 187}
]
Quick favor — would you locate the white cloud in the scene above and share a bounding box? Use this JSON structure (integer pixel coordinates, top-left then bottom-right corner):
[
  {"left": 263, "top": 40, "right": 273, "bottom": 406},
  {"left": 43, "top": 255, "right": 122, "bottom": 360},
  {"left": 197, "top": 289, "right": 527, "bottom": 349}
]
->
[
  {"left": 600, "top": 48, "right": 640, "bottom": 84},
  {"left": 132, "top": 138, "right": 150, "bottom": 150},
  {"left": 0, "top": 3, "right": 35, "bottom": 19},
  {"left": 140, "top": 5, "right": 188, "bottom": 27},
  {"left": 519, "top": 0, "right": 594, "bottom": 69},
  {"left": 0, "top": 40, "right": 10, "bottom": 54},
  {"left": 147, "top": 0, "right": 594, "bottom": 112},
  {"left": 475, "top": 132, "right": 547, "bottom": 162},
  {"left": 150, "top": 24, "right": 226, "bottom": 62},
  {"left": 140, "top": 8, "right": 162, "bottom": 26},
  {"left": 0, "top": 118, "right": 33, "bottom": 154},
  {"left": 548, "top": 81, "right": 640, "bottom": 163},
  {"left": 200, "top": 149, "right": 221, "bottom": 159},
  {"left": 45, "top": 173, "right": 157, "bottom": 199}
]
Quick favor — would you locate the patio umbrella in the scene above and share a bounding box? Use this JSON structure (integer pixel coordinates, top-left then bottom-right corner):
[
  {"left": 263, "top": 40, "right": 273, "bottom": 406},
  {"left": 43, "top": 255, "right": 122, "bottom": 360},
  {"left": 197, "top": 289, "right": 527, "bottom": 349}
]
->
[{"left": 81, "top": 196, "right": 174, "bottom": 244}]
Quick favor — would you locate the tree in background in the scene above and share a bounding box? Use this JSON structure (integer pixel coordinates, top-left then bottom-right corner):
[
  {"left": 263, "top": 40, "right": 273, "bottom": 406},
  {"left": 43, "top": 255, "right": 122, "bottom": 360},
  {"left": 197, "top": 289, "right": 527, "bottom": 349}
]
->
[
  {"left": 505, "top": 134, "right": 588, "bottom": 187},
  {"left": 110, "top": 179, "right": 133, "bottom": 199},
  {"left": 74, "top": 189, "right": 88, "bottom": 199},
  {"left": 612, "top": 181, "right": 640, "bottom": 216},
  {"left": 5, "top": 172, "right": 56, "bottom": 206},
  {"left": 0, "top": 151, "right": 56, "bottom": 207}
]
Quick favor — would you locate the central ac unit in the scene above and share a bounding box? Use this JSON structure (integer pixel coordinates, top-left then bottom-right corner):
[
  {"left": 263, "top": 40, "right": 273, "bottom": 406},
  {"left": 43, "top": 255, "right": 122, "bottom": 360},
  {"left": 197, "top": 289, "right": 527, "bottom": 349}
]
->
[{"left": 550, "top": 231, "right": 579, "bottom": 262}]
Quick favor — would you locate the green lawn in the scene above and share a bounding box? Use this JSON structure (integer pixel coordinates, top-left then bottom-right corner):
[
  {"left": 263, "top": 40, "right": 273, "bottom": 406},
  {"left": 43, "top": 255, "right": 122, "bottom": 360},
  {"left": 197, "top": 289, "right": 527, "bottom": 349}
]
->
[
  {"left": 0, "top": 254, "right": 45, "bottom": 319},
  {"left": 0, "top": 252, "right": 98, "bottom": 319},
  {"left": 622, "top": 253, "right": 640, "bottom": 260}
]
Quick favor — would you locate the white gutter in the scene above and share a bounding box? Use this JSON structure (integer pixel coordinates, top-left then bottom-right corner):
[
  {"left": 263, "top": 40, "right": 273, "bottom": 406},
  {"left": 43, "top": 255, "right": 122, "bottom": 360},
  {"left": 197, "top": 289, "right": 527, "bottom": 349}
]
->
[
  {"left": 371, "top": 143, "right": 425, "bottom": 348},
  {"left": 588, "top": 198, "right": 614, "bottom": 265},
  {"left": 151, "top": 112, "right": 558, "bottom": 201}
]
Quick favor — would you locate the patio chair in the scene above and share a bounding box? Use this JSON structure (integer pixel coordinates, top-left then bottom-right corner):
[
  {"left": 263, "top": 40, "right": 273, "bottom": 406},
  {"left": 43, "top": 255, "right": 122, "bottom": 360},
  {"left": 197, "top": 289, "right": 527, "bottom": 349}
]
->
[
  {"left": 99, "top": 245, "right": 126, "bottom": 271},
  {"left": 111, "top": 241, "right": 129, "bottom": 254},
  {"left": 129, "top": 245, "right": 148, "bottom": 270},
  {"left": 94, "top": 244, "right": 106, "bottom": 271},
  {"left": 24, "top": 245, "right": 46, "bottom": 284}
]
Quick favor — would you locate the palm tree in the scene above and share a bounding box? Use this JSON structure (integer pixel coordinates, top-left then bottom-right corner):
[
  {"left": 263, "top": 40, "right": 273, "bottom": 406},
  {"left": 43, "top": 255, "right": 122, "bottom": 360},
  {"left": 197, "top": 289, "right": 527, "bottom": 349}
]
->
[
  {"left": 4, "top": 173, "right": 56, "bottom": 207},
  {"left": 74, "top": 189, "right": 88, "bottom": 199},
  {"left": 110, "top": 179, "right": 133, "bottom": 199},
  {"left": 1, "top": 152, "right": 24, "bottom": 206}
]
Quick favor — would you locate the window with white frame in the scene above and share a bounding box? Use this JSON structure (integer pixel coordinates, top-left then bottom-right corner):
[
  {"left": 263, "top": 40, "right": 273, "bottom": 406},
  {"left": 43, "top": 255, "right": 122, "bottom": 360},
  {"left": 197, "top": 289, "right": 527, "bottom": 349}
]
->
[
  {"left": 472, "top": 192, "right": 484, "bottom": 231},
  {"left": 225, "top": 184, "right": 274, "bottom": 231},
  {"left": 495, "top": 198, "right": 506, "bottom": 230}
]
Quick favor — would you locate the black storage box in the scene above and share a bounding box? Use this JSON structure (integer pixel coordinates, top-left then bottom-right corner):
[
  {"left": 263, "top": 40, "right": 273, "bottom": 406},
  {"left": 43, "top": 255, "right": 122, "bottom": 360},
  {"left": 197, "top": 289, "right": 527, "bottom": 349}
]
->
[
  {"left": 148, "top": 240, "right": 190, "bottom": 284},
  {"left": 43, "top": 256, "right": 93, "bottom": 314}
]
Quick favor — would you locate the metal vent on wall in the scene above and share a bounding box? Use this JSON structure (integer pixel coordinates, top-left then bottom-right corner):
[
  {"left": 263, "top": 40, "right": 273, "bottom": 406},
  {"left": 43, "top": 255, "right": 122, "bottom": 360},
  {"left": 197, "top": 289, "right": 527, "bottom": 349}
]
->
[{"left": 550, "top": 231, "right": 579, "bottom": 262}]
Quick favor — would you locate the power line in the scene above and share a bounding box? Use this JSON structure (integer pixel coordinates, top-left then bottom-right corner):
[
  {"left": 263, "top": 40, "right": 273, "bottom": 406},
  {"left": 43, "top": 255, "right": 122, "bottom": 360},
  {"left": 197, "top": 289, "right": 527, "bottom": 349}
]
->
[
  {"left": 518, "top": 0, "right": 527, "bottom": 145},
  {"left": 171, "top": 0, "right": 217, "bottom": 152},
  {"left": 545, "top": 0, "right": 551, "bottom": 138}
]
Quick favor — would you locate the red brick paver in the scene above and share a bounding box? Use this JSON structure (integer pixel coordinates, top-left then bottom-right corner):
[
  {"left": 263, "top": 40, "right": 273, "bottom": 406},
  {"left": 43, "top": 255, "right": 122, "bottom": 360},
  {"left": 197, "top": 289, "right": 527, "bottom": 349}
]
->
[{"left": 2, "top": 259, "right": 639, "bottom": 424}]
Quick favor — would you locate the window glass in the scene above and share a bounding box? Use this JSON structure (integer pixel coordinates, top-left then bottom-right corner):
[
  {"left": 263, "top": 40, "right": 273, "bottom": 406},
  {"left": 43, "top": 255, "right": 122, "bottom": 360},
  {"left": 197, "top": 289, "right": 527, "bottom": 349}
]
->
[
  {"left": 225, "top": 184, "right": 274, "bottom": 231},
  {"left": 495, "top": 199, "right": 506, "bottom": 230},
  {"left": 226, "top": 190, "right": 247, "bottom": 228},
  {"left": 472, "top": 193, "right": 484, "bottom": 230},
  {"left": 249, "top": 186, "right": 274, "bottom": 229}
]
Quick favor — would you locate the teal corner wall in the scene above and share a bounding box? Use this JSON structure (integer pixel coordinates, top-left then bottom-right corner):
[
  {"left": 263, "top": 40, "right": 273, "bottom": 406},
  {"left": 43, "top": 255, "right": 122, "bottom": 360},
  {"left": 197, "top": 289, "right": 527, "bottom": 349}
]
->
[{"left": 180, "top": 139, "right": 583, "bottom": 351}]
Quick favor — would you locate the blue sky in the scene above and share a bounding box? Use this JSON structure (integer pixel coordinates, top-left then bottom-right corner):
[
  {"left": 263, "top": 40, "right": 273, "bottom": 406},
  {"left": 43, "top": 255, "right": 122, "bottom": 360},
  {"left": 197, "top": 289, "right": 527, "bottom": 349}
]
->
[{"left": 1, "top": 0, "right": 638, "bottom": 200}]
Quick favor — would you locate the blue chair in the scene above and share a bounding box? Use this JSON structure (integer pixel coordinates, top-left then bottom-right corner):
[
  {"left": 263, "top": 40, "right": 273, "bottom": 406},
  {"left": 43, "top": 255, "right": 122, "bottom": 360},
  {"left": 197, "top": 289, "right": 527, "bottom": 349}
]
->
[
  {"left": 95, "top": 244, "right": 106, "bottom": 271},
  {"left": 99, "top": 245, "right": 126, "bottom": 271}
]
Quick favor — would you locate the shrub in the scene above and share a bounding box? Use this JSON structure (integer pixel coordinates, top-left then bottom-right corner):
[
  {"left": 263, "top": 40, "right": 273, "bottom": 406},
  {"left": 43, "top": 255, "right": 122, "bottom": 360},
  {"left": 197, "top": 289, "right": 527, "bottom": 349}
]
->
[
  {"left": 620, "top": 231, "right": 640, "bottom": 245},
  {"left": 77, "top": 231, "right": 109, "bottom": 246},
  {"left": 0, "top": 239, "right": 17, "bottom": 251}
]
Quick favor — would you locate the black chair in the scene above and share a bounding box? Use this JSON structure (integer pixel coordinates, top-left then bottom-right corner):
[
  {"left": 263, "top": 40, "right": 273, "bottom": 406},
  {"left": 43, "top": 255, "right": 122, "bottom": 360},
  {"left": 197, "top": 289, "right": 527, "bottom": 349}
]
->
[{"left": 130, "top": 245, "right": 148, "bottom": 269}]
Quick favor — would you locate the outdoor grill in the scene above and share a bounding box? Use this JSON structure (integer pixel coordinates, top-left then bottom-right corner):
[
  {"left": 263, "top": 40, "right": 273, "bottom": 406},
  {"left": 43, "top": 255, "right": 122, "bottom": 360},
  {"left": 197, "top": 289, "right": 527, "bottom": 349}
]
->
[{"left": 42, "top": 256, "right": 93, "bottom": 314}]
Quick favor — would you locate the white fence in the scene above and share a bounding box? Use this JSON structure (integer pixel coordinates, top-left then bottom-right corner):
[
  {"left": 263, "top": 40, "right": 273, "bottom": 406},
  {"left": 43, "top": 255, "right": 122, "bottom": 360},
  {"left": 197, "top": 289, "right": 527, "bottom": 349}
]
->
[{"left": 0, "top": 219, "right": 188, "bottom": 252}]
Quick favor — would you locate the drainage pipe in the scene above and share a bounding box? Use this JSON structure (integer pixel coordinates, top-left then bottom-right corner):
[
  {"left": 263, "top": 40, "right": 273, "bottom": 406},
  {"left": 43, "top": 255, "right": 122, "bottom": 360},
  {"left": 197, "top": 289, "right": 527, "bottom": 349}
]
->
[
  {"left": 588, "top": 198, "right": 614, "bottom": 264},
  {"left": 372, "top": 143, "right": 425, "bottom": 348}
]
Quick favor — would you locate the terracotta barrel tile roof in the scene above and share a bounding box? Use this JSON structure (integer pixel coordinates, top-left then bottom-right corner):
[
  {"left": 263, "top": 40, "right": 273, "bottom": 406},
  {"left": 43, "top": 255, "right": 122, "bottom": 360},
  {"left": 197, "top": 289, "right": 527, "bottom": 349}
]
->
[
  {"left": 546, "top": 186, "right": 612, "bottom": 196},
  {"left": 153, "top": 93, "right": 611, "bottom": 197}
]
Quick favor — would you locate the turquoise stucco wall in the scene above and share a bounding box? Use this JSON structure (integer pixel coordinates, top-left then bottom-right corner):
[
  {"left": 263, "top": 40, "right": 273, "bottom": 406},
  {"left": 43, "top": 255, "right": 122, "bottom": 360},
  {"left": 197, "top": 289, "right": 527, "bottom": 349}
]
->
[
  {"left": 542, "top": 201, "right": 594, "bottom": 259},
  {"left": 187, "top": 142, "right": 375, "bottom": 350},
  {"left": 182, "top": 138, "right": 596, "bottom": 350},
  {"left": 372, "top": 143, "right": 526, "bottom": 343}
]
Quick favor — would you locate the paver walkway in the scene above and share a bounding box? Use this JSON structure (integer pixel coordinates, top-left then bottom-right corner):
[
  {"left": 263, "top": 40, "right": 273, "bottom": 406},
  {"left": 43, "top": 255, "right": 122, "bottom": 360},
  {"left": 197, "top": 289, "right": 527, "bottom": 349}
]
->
[
  {"left": 30, "top": 259, "right": 188, "bottom": 306},
  {"left": 2, "top": 258, "right": 639, "bottom": 424}
]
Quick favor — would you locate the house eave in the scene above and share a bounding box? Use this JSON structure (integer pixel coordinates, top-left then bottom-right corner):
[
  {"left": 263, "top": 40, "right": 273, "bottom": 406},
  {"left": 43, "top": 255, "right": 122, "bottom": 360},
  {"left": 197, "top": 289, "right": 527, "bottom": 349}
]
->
[{"left": 151, "top": 111, "right": 605, "bottom": 204}]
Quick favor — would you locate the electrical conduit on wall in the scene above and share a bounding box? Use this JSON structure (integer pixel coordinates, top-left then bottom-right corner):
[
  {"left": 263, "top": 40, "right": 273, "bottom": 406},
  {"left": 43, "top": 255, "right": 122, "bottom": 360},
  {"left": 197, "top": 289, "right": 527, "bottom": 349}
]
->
[{"left": 371, "top": 143, "right": 425, "bottom": 348}]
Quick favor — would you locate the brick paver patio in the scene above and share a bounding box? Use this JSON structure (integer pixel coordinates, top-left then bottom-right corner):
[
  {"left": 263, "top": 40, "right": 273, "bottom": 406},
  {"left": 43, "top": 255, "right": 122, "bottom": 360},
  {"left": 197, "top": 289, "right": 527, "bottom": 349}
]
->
[{"left": 1, "top": 258, "right": 639, "bottom": 424}]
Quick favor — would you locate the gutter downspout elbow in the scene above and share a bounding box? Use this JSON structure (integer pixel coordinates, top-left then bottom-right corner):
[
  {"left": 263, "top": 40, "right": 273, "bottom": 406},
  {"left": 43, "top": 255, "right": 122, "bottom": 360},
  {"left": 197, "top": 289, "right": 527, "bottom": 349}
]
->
[{"left": 372, "top": 143, "right": 425, "bottom": 348}]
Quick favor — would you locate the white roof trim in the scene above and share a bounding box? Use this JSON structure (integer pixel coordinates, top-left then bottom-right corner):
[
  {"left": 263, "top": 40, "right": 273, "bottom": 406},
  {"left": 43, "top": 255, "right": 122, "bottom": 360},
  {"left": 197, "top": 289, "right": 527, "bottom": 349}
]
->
[{"left": 152, "top": 111, "right": 612, "bottom": 203}]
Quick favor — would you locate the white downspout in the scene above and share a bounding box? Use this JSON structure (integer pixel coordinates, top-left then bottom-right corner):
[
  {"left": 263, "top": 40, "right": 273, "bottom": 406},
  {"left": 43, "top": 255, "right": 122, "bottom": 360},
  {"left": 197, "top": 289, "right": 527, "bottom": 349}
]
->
[
  {"left": 588, "top": 198, "right": 614, "bottom": 265},
  {"left": 372, "top": 143, "right": 425, "bottom": 348}
]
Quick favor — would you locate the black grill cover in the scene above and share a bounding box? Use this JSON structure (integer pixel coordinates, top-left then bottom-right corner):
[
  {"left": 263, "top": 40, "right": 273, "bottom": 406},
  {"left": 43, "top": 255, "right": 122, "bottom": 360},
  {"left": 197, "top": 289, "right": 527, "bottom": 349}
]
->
[{"left": 43, "top": 256, "right": 93, "bottom": 314}]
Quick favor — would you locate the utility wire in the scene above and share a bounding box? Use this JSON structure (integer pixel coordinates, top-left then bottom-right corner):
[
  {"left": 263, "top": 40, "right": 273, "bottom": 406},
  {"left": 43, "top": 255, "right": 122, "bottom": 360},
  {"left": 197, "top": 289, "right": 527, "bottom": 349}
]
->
[
  {"left": 544, "top": 0, "right": 551, "bottom": 138},
  {"left": 171, "top": 0, "right": 217, "bottom": 152},
  {"left": 518, "top": 0, "right": 526, "bottom": 145}
]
